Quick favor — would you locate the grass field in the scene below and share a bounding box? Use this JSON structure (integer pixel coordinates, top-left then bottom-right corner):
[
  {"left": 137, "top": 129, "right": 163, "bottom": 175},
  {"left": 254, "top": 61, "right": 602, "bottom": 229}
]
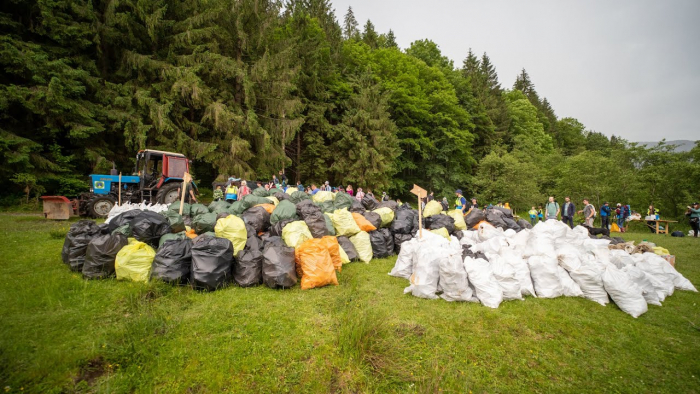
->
[{"left": 0, "top": 214, "right": 699, "bottom": 393}]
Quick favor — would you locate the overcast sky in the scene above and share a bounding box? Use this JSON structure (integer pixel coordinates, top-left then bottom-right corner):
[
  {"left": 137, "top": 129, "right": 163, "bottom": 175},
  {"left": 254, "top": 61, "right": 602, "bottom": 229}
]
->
[{"left": 331, "top": 0, "right": 700, "bottom": 142}]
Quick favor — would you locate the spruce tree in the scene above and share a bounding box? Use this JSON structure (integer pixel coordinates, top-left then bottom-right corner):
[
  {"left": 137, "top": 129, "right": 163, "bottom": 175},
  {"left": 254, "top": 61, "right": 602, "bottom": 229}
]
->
[
  {"left": 362, "top": 19, "right": 379, "bottom": 49},
  {"left": 343, "top": 6, "right": 360, "bottom": 40}
]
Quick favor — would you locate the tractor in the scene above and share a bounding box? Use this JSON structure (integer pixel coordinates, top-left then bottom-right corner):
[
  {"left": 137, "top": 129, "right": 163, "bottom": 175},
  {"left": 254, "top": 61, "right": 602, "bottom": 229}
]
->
[{"left": 44, "top": 150, "right": 197, "bottom": 219}]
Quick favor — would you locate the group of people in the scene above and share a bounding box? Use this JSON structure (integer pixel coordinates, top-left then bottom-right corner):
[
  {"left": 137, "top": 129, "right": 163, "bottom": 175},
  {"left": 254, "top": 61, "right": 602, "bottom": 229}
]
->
[{"left": 526, "top": 197, "right": 633, "bottom": 231}]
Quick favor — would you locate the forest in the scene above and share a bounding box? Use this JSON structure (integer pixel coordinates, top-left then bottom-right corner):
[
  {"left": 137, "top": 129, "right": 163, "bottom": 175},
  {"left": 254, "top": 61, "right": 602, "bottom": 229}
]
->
[{"left": 1, "top": 0, "right": 698, "bottom": 218}]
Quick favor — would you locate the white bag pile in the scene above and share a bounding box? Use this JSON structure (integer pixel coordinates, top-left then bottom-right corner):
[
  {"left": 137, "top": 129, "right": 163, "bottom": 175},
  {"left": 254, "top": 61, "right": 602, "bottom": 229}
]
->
[
  {"left": 104, "top": 201, "right": 170, "bottom": 224},
  {"left": 389, "top": 220, "right": 697, "bottom": 317}
]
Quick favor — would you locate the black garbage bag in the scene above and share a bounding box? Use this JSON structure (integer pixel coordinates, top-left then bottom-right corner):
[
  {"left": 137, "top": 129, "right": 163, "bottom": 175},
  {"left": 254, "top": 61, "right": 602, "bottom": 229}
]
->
[
  {"left": 241, "top": 206, "right": 271, "bottom": 233},
  {"left": 107, "top": 210, "right": 142, "bottom": 232},
  {"left": 361, "top": 194, "right": 380, "bottom": 211},
  {"left": 390, "top": 209, "right": 415, "bottom": 234},
  {"left": 98, "top": 223, "right": 111, "bottom": 234},
  {"left": 273, "top": 192, "right": 290, "bottom": 201},
  {"left": 112, "top": 224, "right": 132, "bottom": 237},
  {"left": 270, "top": 218, "right": 294, "bottom": 237},
  {"left": 190, "top": 203, "right": 210, "bottom": 217},
  {"left": 380, "top": 228, "right": 395, "bottom": 256},
  {"left": 190, "top": 235, "right": 233, "bottom": 291},
  {"left": 453, "top": 230, "right": 464, "bottom": 241},
  {"left": 183, "top": 215, "right": 193, "bottom": 227},
  {"left": 296, "top": 200, "right": 321, "bottom": 219},
  {"left": 399, "top": 202, "right": 413, "bottom": 210},
  {"left": 62, "top": 220, "right": 101, "bottom": 272},
  {"left": 315, "top": 200, "right": 335, "bottom": 214},
  {"left": 485, "top": 209, "right": 507, "bottom": 229},
  {"left": 296, "top": 200, "right": 328, "bottom": 238},
  {"left": 82, "top": 233, "right": 128, "bottom": 279},
  {"left": 289, "top": 191, "right": 310, "bottom": 204},
  {"left": 337, "top": 236, "right": 359, "bottom": 261},
  {"left": 393, "top": 233, "right": 413, "bottom": 254},
  {"left": 151, "top": 239, "right": 192, "bottom": 284},
  {"left": 377, "top": 200, "right": 398, "bottom": 211},
  {"left": 362, "top": 211, "right": 382, "bottom": 230},
  {"left": 493, "top": 206, "right": 514, "bottom": 218},
  {"left": 349, "top": 199, "right": 366, "bottom": 214},
  {"left": 425, "top": 214, "right": 455, "bottom": 234},
  {"left": 216, "top": 212, "right": 230, "bottom": 220},
  {"left": 163, "top": 210, "right": 186, "bottom": 233},
  {"left": 244, "top": 224, "right": 264, "bottom": 251},
  {"left": 193, "top": 212, "right": 218, "bottom": 234},
  {"left": 369, "top": 230, "right": 390, "bottom": 258},
  {"left": 671, "top": 231, "right": 684, "bottom": 237},
  {"left": 503, "top": 217, "right": 521, "bottom": 232},
  {"left": 465, "top": 208, "right": 485, "bottom": 228},
  {"left": 262, "top": 237, "right": 297, "bottom": 289},
  {"left": 234, "top": 235, "right": 263, "bottom": 287},
  {"left": 517, "top": 219, "right": 533, "bottom": 230},
  {"left": 130, "top": 211, "right": 171, "bottom": 245},
  {"left": 334, "top": 192, "right": 355, "bottom": 210}
]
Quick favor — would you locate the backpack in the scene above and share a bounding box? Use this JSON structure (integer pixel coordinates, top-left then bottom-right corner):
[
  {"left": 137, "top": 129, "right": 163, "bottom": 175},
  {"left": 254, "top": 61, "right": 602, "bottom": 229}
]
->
[{"left": 671, "top": 231, "right": 684, "bottom": 237}]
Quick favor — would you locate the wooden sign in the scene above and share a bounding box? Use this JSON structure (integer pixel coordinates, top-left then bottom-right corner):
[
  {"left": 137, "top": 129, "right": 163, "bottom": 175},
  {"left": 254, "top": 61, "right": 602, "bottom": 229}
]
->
[
  {"left": 411, "top": 184, "right": 427, "bottom": 199},
  {"left": 179, "top": 172, "right": 192, "bottom": 215},
  {"left": 411, "top": 184, "right": 426, "bottom": 239}
]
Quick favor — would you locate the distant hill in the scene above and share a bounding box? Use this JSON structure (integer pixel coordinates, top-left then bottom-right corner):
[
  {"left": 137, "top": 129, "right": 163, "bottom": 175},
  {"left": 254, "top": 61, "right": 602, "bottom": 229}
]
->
[{"left": 637, "top": 140, "right": 696, "bottom": 152}]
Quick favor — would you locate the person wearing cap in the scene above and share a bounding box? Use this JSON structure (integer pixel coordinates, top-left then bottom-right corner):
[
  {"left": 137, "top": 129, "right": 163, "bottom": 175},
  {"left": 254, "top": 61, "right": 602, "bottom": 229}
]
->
[
  {"left": 561, "top": 196, "right": 575, "bottom": 228},
  {"left": 382, "top": 192, "right": 390, "bottom": 202},
  {"left": 455, "top": 190, "right": 467, "bottom": 214},
  {"left": 686, "top": 202, "right": 700, "bottom": 237},
  {"left": 600, "top": 202, "right": 612, "bottom": 230}
]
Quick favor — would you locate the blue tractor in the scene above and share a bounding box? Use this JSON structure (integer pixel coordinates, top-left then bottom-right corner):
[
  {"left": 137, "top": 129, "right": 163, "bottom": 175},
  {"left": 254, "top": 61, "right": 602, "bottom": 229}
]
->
[{"left": 78, "top": 149, "right": 197, "bottom": 218}]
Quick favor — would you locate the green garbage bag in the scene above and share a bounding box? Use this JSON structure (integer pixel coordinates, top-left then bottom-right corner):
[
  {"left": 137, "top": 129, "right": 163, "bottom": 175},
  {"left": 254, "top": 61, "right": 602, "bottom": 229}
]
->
[
  {"left": 214, "top": 215, "right": 247, "bottom": 255},
  {"left": 282, "top": 221, "right": 313, "bottom": 249},
  {"left": 253, "top": 187, "right": 270, "bottom": 197},
  {"left": 159, "top": 232, "right": 187, "bottom": 247},
  {"left": 447, "top": 209, "right": 467, "bottom": 231},
  {"left": 269, "top": 188, "right": 283, "bottom": 195},
  {"left": 324, "top": 213, "right": 336, "bottom": 236},
  {"left": 372, "top": 207, "right": 395, "bottom": 228},
  {"left": 334, "top": 192, "right": 354, "bottom": 210},
  {"left": 115, "top": 239, "right": 155, "bottom": 282},
  {"left": 228, "top": 200, "right": 245, "bottom": 216},
  {"left": 271, "top": 200, "right": 298, "bottom": 225},
  {"left": 423, "top": 200, "right": 442, "bottom": 217},
  {"left": 208, "top": 200, "right": 230, "bottom": 214},
  {"left": 112, "top": 224, "right": 132, "bottom": 237},
  {"left": 168, "top": 202, "right": 191, "bottom": 216},
  {"left": 316, "top": 200, "right": 335, "bottom": 214},
  {"left": 190, "top": 203, "right": 210, "bottom": 217},
  {"left": 163, "top": 210, "right": 186, "bottom": 233},
  {"left": 193, "top": 212, "right": 218, "bottom": 234},
  {"left": 289, "top": 191, "right": 310, "bottom": 204},
  {"left": 329, "top": 208, "right": 361, "bottom": 237},
  {"left": 349, "top": 231, "right": 373, "bottom": 263},
  {"left": 240, "top": 194, "right": 272, "bottom": 212}
]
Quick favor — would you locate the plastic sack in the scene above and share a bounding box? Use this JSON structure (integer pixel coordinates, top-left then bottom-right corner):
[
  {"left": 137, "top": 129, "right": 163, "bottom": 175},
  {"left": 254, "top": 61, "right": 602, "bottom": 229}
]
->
[
  {"left": 130, "top": 211, "right": 171, "bottom": 245},
  {"left": 252, "top": 187, "right": 270, "bottom": 197},
  {"left": 163, "top": 210, "right": 186, "bottom": 233},
  {"left": 262, "top": 237, "right": 297, "bottom": 288},
  {"left": 404, "top": 240, "right": 445, "bottom": 299},
  {"left": 323, "top": 214, "right": 336, "bottom": 236},
  {"left": 349, "top": 231, "right": 373, "bottom": 263},
  {"left": 422, "top": 201, "right": 443, "bottom": 217},
  {"left": 264, "top": 196, "right": 279, "bottom": 206},
  {"left": 465, "top": 208, "right": 485, "bottom": 228},
  {"left": 151, "top": 239, "right": 192, "bottom": 283},
  {"left": 191, "top": 235, "right": 233, "bottom": 291},
  {"left": 289, "top": 191, "right": 311, "bottom": 204},
  {"left": 239, "top": 194, "right": 272, "bottom": 212},
  {"left": 108, "top": 210, "right": 143, "bottom": 233},
  {"left": 234, "top": 247, "right": 263, "bottom": 287},
  {"left": 241, "top": 206, "right": 271, "bottom": 233},
  {"left": 168, "top": 202, "right": 190, "bottom": 217},
  {"left": 389, "top": 238, "right": 418, "bottom": 279},
  {"left": 369, "top": 230, "right": 391, "bottom": 259},
  {"left": 527, "top": 256, "right": 563, "bottom": 298},
  {"left": 334, "top": 192, "right": 355, "bottom": 210},
  {"left": 602, "top": 265, "right": 648, "bottom": 318},
  {"left": 270, "top": 218, "right": 294, "bottom": 237},
  {"left": 393, "top": 233, "right": 413, "bottom": 255},
  {"left": 557, "top": 266, "right": 584, "bottom": 297},
  {"left": 208, "top": 200, "right": 230, "bottom": 214},
  {"left": 83, "top": 233, "right": 129, "bottom": 279},
  {"left": 115, "top": 239, "right": 156, "bottom": 282},
  {"left": 112, "top": 223, "right": 132, "bottom": 237},
  {"left": 189, "top": 203, "right": 209, "bottom": 217},
  {"left": 295, "top": 238, "right": 339, "bottom": 290},
  {"left": 351, "top": 212, "right": 377, "bottom": 232},
  {"left": 270, "top": 200, "right": 298, "bottom": 225},
  {"left": 320, "top": 236, "right": 343, "bottom": 271},
  {"left": 635, "top": 253, "right": 696, "bottom": 292},
  {"left": 390, "top": 209, "right": 415, "bottom": 234},
  {"left": 192, "top": 212, "right": 218, "bottom": 234},
  {"left": 430, "top": 227, "right": 450, "bottom": 240},
  {"left": 312, "top": 190, "right": 335, "bottom": 203},
  {"left": 159, "top": 232, "right": 187, "bottom": 247},
  {"left": 622, "top": 265, "right": 662, "bottom": 306},
  {"left": 516, "top": 219, "right": 532, "bottom": 230},
  {"left": 377, "top": 200, "right": 398, "bottom": 211},
  {"left": 463, "top": 257, "right": 503, "bottom": 308},
  {"left": 323, "top": 208, "right": 359, "bottom": 237},
  {"left": 565, "top": 263, "right": 609, "bottom": 306},
  {"left": 297, "top": 200, "right": 329, "bottom": 238},
  {"left": 448, "top": 210, "right": 467, "bottom": 231},
  {"left": 487, "top": 253, "right": 523, "bottom": 301},
  {"left": 214, "top": 215, "right": 248, "bottom": 255},
  {"left": 255, "top": 203, "right": 276, "bottom": 214},
  {"left": 440, "top": 245, "right": 475, "bottom": 302},
  {"left": 361, "top": 194, "right": 380, "bottom": 210},
  {"left": 316, "top": 200, "right": 335, "bottom": 214},
  {"left": 372, "top": 207, "right": 395, "bottom": 228},
  {"left": 349, "top": 199, "right": 366, "bottom": 214},
  {"left": 282, "top": 221, "right": 313, "bottom": 248},
  {"left": 425, "top": 214, "right": 455, "bottom": 234},
  {"left": 337, "top": 236, "right": 359, "bottom": 262},
  {"left": 62, "top": 220, "right": 101, "bottom": 272},
  {"left": 273, "top": 192, "right": 289, "bottom": 202},
  {"left": 362, "top": 211, "right": 382, "bottom": 230}
]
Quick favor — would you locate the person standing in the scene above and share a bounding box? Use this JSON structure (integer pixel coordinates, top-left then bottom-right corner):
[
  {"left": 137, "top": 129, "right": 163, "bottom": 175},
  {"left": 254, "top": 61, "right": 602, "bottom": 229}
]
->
[
  {"left": 238, "top": 180, "right": 251, "bottom": 198},
  {"left": 310, "top": 184, "right": 320, "bottom": 195},
  {"left": 366, "top": 189, "right": 374, "bottom": 198},
  {"left": 646, "top": 204, "right": 660, "bottom": 233},
  {"left": 382, "top": 192, "right": 390, "bottom": 201},
  {"left": 320, "top": 181, "right": 331, "bottom": 191},
  {"left": 455, "top": 189, "right": 467, "bottom": 214},
  {"left": 529, "top": 206, "right": 538, "bottom": 226},
  {"left": 427, "top": 191, "right": 435, "bottom": 202},
  {"left": 346, "top": 185, "right": 354, "bottom": 197},
  {"left": 561, "top": 197, "right": 575, "bottom": 228},
  {"left": 578, "top": 199, "right": 596, "bottom": 227},
  {"left": 225, "top": 182, "right": 238, "bottom": 202},
  {"left": 470, "top": 198, "right": 479, "bottom": 210},
  {"left": 441, "top": 197, "right": 449, "bottom": 211},
  {"left": 545, "top": 196, "right": 560, "bottom": 221},
  {"left": 355, "top": 187, "right": 365, "bottom": 201},
  {"left": 687, "top": 202, "right": 700, "bottom": 237},
  {"left": 600, "top": 202, "right": 612, "bottom": 229},
  {"left": 177, "top": 182, "right": 197, "bottom": 204}
]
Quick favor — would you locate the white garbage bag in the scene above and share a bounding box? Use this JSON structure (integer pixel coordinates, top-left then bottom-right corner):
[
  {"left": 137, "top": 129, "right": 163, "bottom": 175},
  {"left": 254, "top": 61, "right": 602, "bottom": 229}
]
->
[
  {"left": 609, "top": 249, "right": 635, "bottom": 269},
  {"left": 557, "top": 266, "right": 584, "bottom": 297},
  {"left": 527, "top": 256, "right": 563, "bottom": 298},
  {"left": 464, "top": 257, "right": 503, "bottom": 308},
  {"left": 500, "top": 248, "right": 536, "bottom": 297},
  {"left": 524, "top": 233, "right": 556, "bottom": 259},
  {"left": 389, "top": 238, "right": 418, "bottom": 279},
  {"left": 487, "top": 253, "right": 523, "bottom": 300},
  {"left": 404, "top": 235, "right": 448, "bottom": 299},
  {"left": 564, "top": 263, "right": 609, "bottom": 306},
  {"left": 602, "top": 265, "right": 648, "bottom": 318},
  {"left": 477, "top": 222, "right": 503, "bottom": 241},
  {"left": 439, "top": 246, "right": 476, "bottom": 302},
  {"left": 622, "top": 265, "right": 663, "bottom": 306},
  {"left": 635, "top": 253, "right": 697, "bottom": 292}
]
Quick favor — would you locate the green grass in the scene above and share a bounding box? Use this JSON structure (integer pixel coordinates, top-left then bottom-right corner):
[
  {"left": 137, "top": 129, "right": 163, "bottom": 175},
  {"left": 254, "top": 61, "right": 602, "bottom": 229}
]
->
[{"left": 0, "top": 214, "right": 699, "bottom": 393}]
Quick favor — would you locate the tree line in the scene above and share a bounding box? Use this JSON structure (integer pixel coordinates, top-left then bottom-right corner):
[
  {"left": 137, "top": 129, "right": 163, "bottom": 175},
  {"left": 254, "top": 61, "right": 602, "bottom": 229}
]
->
[{"left": 1, "top": 0, "right": 698, "bottom": 219}]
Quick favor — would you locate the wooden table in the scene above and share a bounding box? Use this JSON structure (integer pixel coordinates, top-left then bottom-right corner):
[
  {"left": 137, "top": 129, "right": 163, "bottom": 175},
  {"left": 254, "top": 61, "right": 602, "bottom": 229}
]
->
[{"left": 628, "top": 219, "right": 678, "bottom": 234}]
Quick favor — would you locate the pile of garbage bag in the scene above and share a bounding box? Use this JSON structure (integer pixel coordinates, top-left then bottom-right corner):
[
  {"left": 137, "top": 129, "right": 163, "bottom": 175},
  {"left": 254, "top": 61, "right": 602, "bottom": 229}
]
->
[{"left": 390, "top": 219, "right": 696, "bottom": 317}]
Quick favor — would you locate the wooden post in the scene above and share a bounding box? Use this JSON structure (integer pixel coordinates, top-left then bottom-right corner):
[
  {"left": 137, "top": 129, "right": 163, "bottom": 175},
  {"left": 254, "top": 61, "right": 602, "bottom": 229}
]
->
[
  {"left": 118, "top": 172, "right": 122, "bottom": 206},
  {"left": 179, "top": 172, "right": 191, "bottom": 216},
  {"left": 410, "top": 184, "right": 427, "bottom": 239}
]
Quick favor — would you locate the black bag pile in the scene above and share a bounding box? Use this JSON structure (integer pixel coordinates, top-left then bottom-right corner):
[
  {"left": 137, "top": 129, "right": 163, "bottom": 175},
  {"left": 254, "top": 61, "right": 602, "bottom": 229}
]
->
[
  {"left": 191, "top": 235, "right": 233, "bottom": 291},
  {"left": 131, "top": 211, "right": 172, "bottom": 246},
  {"left": 152, "top": 239, "right": 192, "bottom": 284},
  {"left": 261, "top": 236, "right": 297, "bottom": 288},
  {"left": 62, "top": 220, "right": 102, "bottom": 272},
  {"left": 296, "top": 200, "right": 329, "bottom": 238},
  {"left": 83, "top": 233, "right": 129, "bottom": 279}
]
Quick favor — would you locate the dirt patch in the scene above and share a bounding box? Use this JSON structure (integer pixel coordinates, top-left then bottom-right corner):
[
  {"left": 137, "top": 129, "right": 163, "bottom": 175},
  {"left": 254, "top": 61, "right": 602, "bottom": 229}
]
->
[
  {"left": 74, "top": 356, "right": 108, "bottom": 386},
  {"left": 395, "top": 322, "right": 426, "bottom": 338}
]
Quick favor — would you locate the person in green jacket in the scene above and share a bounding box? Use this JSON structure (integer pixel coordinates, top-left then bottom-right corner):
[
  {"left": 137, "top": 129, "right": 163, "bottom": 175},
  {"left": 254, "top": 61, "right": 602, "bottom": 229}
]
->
[{"left": 688, "top": 202, "right": 700, "bottom": 237}]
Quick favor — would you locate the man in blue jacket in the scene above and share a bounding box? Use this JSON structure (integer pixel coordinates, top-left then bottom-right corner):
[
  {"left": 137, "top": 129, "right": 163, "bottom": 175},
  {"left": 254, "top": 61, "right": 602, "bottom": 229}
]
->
[
  {"left": 600, "top": 202, "right": 612, "bottom": 229},
  {"left": 561, "top": 196, "right": 575, "bottom": 228}
]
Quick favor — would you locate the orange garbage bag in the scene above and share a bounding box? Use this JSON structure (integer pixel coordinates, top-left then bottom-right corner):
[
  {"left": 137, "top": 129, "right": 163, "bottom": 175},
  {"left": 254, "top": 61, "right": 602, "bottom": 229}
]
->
[
  {"left": 320, "top": 236, "right": 342, "bottom": 272},
  {"left": 254, "top": 203, "right": 276, "bottom": 214},
  {"left": 352, "top": 212, "right": 377, "bottom": 232},
  {"left": 295, "top": 238, "right": 339, "bottom": 290},
  {"left": 186, "top": 228, "right": 197, "bottom": 239},
  {"left": 473, "top": 220, "right": 489, "bottom": 230}
]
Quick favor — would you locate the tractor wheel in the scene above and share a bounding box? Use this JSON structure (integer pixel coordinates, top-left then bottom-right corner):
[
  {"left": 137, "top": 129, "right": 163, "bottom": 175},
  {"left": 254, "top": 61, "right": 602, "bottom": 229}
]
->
[
  {"left": 156, "top": 182, "right": 181, "bottom": 205},
  {"left": 87, "top": 195, "right": 116, "bottom": 218}
]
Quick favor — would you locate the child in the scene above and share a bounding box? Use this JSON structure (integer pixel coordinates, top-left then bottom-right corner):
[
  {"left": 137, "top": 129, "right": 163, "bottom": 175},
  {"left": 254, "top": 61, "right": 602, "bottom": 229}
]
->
[
  {"left": 529, "top": 206, "right": 538, "bottom": 226},
  {"left": 225, "top": 182, "right": 239, "bottom": 202},
  {"left": 213, "top": 185, "right": 224, "bottom": 201}
]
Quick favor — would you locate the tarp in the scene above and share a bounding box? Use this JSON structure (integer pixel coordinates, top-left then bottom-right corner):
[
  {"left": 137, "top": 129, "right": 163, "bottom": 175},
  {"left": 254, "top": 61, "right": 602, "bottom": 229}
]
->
[
  {"left": 83, "top": 233, "right": 129, "bottom": 279},
  {"left": 214, "top": 215, "right": 248, "bottom": 255},
  {"left": 151, "top": 239, "right": 192, "bottom": 284},
  {"left": 191, "top": 235, "right": 233, "bottom": 291},
  {"left": 115, "top": 239, "right": 156, "bottom": 282},
  {"left": 295, "top": 238, "right": 339, "bottom": 290}
]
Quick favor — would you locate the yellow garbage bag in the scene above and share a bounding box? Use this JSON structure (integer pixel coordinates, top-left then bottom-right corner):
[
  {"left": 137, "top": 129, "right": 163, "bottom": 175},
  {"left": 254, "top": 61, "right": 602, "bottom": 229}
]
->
[
  {"left": 295, "top": 238, "right": 339, "bottom": 290},
  {"left": 448, "top": 210, "right": 467, "bottom": 231},
  {"left": 329, "top": 208, "right": 361, "bottom": 236},
  {"left": 430, "top": 227, "right": 450, "bottom": 240},
  {"left": 312, "top": 191, "right": 335, "bottom": 203},
  {"left": 115, "top": 239, "right": 155, "bottom": 282},
  {"left": 214, "top": 215, "right": 247, "bottom": 255},
  {"left": 282, "top": 220, "right": 313, "bottom": 249},
  {"left": 338, "top": 244, "right": 350, "bottom": 264},
  {"left": 372, "top": 207, "right": 395, "bottom": 228},
  {"left": 611, "top": 223, "right": 621, "bottom": 233},
  {"left": 265, "top": 196, "right": 279, "bottom": 206},
  {"left": 423, "top": 200, "right": 443, "bottom": 217},
  {"left": 351, "top": 212, "right": 377, "bottom": 232},
  {"left": 653, "top": 246, "right": 670, "bottom": 256},
  {"left": 349, "top": 231, "right": 373, "bottom": 263}
]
